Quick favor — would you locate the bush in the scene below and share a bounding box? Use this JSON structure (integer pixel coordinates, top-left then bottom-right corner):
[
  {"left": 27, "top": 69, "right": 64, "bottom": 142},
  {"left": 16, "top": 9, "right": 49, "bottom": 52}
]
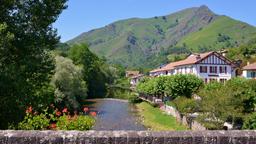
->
[
  {"left": 243, "top": 113, "right": 256, "bottom": 129},
  {"left": 18, "top": 113, "right": 50, "bottom": 130},
  {"left": 173, "top": 97, "right": 199, "bottom": 114},
  {"left": 56, "top": 115, "right": 95, "bottom": 130}
]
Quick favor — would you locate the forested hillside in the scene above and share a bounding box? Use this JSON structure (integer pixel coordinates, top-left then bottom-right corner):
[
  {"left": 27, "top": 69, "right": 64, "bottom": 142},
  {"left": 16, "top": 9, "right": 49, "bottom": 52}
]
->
[{"left": 68, "top": 5, "right": 256, "bottom": 69}]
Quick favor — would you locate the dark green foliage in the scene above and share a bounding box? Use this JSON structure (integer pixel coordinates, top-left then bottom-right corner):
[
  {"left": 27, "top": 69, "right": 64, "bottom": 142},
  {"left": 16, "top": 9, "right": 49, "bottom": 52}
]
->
[
  {"left": 0, "top": 0, "right": 67, "bottom": 129},
  {"left": 68, "top": 44, "right": 117, "bottom": 98}
]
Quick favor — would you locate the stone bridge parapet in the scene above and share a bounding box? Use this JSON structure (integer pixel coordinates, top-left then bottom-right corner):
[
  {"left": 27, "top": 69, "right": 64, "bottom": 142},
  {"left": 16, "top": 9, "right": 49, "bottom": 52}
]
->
[{"left": 0, "top": 130, "right": 256, "bottom": 144}]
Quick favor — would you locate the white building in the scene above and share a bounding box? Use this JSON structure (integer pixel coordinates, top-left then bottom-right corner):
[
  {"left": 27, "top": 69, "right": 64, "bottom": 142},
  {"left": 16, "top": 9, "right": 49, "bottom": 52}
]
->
[
  {"left": 242, "top": 62, "right": 256, "bottom": 79},
  {"left": 150, "top": 51, "right": 237, "bottom": 83}
]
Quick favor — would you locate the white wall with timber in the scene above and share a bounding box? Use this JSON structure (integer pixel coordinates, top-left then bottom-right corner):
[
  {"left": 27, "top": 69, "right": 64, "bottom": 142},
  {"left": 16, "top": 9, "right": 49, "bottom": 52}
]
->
[{"left": 150, "top": 52, "right": 236, "bottom": 83}]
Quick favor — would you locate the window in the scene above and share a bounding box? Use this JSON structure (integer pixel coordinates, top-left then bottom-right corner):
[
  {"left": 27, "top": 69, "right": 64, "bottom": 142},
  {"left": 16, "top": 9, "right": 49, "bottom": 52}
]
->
[
  {"left": 220, "top": 78, "right": 227, "bottom": 83},
  {"left": 200, "top": 66, "right": 207, "bottom": 73},
  {"left": 210, "top": 66, "right": 217, "bottom": 73},
  {"left": 219, "top": 66, "right": 227, "bottom": 73},
  {"left": 251, "top": 72, "right": 256, "bottom": 78}
]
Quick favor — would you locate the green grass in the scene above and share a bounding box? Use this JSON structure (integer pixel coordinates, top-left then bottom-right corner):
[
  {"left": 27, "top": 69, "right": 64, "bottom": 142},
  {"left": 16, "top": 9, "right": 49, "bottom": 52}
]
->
[{"left": 136, "top": 102, "right": 187, "bottom": 131}]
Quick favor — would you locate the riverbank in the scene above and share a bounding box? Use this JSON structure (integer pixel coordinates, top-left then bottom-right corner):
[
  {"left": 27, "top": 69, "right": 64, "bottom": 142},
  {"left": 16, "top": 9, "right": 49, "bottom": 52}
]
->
[{"left": 136, "top": 102, "right": 187, "bottom": 131}]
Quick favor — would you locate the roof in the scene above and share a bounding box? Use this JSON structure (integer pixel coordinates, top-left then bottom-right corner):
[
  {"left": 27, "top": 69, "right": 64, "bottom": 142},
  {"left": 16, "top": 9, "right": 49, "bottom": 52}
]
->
[
  {"left": 126, "top": 71, "right": 140, "bottom": 75},
  {"left": 150, "top": 51, "right": 235, "bottom": 73},
  {"left": 131, "top": 74, "right": 144, "bottom": 79},
  {"left": 243, "top": 63, "right": 256, "bottom": 70}
]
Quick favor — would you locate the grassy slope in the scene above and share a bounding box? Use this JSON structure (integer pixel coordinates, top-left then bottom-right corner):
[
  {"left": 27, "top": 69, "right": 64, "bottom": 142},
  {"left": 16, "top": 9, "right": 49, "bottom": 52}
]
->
[
  {"left": 67, "top": 8, "right": 199, "bottom": 68},
  {"left": 136, "top": 102, "right": 187, "bottom": 131},
  {"left": 177, "top": 16, "right": 256, "bottom": 51}
]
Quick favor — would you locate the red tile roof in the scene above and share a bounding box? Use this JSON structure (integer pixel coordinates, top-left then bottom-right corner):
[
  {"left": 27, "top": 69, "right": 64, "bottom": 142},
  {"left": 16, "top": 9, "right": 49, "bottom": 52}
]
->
[
  {"left": 243, "top": 63, "right": 256, "bottom": 70},
  {"left": 150, "top": 51, "right": 234, "bottom": 73}
]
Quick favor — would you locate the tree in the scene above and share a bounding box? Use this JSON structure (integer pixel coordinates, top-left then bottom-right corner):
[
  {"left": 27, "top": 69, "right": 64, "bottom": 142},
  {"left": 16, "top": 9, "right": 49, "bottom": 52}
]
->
[
  {"left": 165, "top": 74, "right": 203, "bottom": 98},
  {"left": 52, "top": 56, "right": 87, "bottom": 111},
  {"left": 68, "top": 44, "right": 111, "bottom": 97},
  {"left": 0, "top": 0, "right": 67, "bottom": 129}
]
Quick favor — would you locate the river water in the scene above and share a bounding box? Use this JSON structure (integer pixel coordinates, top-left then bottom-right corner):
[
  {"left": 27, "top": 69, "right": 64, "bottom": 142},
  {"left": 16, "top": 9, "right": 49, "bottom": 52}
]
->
[{"left": 87, "top": 99, "right": 146, "bottom": 131}]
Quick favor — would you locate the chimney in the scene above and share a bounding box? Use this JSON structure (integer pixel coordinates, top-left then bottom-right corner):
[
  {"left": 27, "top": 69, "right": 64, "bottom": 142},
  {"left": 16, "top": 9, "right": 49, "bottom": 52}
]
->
[{"left": 247, "top": 61, "right": 250, "bottom": 66}]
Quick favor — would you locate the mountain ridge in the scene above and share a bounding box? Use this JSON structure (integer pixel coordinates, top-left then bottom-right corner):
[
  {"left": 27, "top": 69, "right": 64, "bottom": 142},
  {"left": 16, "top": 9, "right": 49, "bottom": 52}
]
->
[{"left": 67, "top": 5, "right": 256, "bottom": 69}]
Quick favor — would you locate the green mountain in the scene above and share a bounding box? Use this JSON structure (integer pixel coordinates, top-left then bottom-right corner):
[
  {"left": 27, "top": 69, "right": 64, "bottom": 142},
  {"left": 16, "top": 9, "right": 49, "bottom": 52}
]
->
[{"left": 67, "top": 5, "right": 256, "bottom": 69}]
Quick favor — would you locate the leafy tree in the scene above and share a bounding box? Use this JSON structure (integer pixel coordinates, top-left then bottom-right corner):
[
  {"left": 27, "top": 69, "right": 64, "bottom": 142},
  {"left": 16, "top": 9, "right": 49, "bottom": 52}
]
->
[
  {"left": 68, "top": 44, "right": 113, "bottom": 97},
  {"left": 0, "top": 0, "right": 67, "bottom": 129},
  {"left": 165, "top": 74, "right": 203, "bottom": 98},
  {"left": 52, "top": 56, "right": 87, "bottom": 110},
  {"left": 198, "top": 78, "right": 256, "bottom": 129}
]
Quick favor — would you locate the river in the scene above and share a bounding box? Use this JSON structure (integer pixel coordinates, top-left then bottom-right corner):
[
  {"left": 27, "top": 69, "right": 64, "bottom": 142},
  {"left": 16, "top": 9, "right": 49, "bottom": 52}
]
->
[{"left": 86, "top": 99, "right": 146, "bottom": 131}]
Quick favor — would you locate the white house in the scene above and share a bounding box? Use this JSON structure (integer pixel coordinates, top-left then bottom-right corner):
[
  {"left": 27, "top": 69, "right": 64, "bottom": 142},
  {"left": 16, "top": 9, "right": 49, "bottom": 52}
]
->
[
  {"left": 242, "top": 62, "right": 256, "bottom": 79},
  {"left": 150, "top": 51, "right": 237, "bottom": 83}
]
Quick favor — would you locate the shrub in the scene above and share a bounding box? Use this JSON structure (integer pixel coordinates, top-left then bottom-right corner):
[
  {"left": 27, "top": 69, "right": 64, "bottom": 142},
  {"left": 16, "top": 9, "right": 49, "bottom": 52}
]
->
[
  {"left": 18, "top": 113, "right": 50, "bottom": 130},
  {"left": 56, "top": 115, "right": 95, "bottom": 130},
  {"left": 243, "top": 113, "right": 256, "bottom": 129},
  {"left": 173, "top": 97, "right": 199, "bottom": 114}
]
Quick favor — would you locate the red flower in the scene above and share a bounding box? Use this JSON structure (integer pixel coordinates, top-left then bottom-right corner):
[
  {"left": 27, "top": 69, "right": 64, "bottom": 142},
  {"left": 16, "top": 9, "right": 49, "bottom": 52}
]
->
[
  {"left": 50, "top": 123, "right": 57, "bottom": 129},
  {"left": 25, "top": 106, "right": 33, "bottom": 114},
  {"left": 90, "top": 112, "right": 97, "bottom": 117},
  {"left": 83, "top": 107, "right": 89, "bottom": 112},
  {"left": 56, "top": 111, "right": 61, "bottom": 116},
  {"left": 62, "top": 108, "right": 68, "bottom": 113}
]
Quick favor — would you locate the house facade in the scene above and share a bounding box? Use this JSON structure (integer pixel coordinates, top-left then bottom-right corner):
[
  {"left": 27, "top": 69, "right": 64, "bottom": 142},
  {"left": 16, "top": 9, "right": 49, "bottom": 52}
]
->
[
  {"left": 130, "top": 74, "right": 144, "bottom": 86},
  {"left": 242, "top": 62, "right": 256, "bottom": 79},
  {"left": 150, "top": 51, "right": 237, "bottom": 83}
]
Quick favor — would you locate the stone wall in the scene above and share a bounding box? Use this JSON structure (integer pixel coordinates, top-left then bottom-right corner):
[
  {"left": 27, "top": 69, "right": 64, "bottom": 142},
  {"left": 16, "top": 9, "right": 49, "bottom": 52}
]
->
[
  {"left": 0, "top": 130, "right": 256, "bottom": 144},
  {"left": 161, "top": 105, "right": 206, "bottom": 131}
]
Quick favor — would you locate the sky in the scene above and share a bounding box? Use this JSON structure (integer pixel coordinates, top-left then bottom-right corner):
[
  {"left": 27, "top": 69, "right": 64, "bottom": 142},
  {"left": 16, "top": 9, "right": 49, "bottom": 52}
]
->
[{"left": 53, "top": 0, "right": 256, "bottom": 42}]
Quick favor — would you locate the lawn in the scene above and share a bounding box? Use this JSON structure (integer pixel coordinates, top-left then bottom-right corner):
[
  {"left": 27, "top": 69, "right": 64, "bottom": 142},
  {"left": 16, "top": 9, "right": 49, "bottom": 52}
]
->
[{"left": 136, "top": 102, "right": 187, "bottom": 131}]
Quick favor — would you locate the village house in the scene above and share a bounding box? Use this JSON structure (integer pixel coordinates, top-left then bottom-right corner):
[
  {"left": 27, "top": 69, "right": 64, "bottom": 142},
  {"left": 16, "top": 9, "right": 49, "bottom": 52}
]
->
[
  {"left": 150, "top": 51, "right": 238, "bottom": 83},
  {"left": 130, "top": 74, "right": 144, "bottom": 86},
  {"left": 242, "top": 62, "right": 256, "bottom": 79},
  {"left": 125, "top": 71, "right": 140, "bottom": 78}
]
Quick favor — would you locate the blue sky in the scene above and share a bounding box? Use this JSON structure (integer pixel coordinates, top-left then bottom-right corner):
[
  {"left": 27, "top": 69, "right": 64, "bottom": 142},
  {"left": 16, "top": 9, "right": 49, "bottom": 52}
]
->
[{"left": 53, "top": 0, "right": 256, "bottom": 42}]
